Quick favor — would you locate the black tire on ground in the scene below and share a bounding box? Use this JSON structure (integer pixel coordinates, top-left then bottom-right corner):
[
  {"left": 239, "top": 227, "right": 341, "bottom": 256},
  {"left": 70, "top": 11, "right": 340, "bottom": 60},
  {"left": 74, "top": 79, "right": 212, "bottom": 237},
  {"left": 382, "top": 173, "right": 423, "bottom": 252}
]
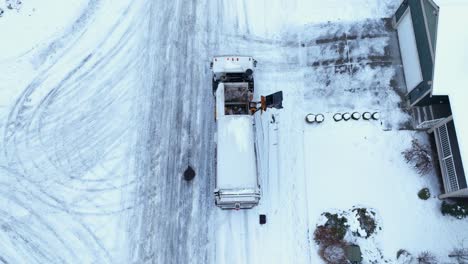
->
[
  {"left": 371, "top": 112, "right": 380, "bottom": 120},
  {"left": 362, "top": 112, "right": 371, "bottom": 120},
  {"left": 305, "top": 114, "right": 316, "bottom": 123},
  {"left": 333, "top": 113, "right": 343, "bottom": 121},
  {"left": 351, "top": 112, "right": 361, "bottom": 120},
  {"left": 342, "top": 112, "right": 351, "bottom": 121},
  {"left": 315, "top": 114, "right": 325, "bottom": 123}
]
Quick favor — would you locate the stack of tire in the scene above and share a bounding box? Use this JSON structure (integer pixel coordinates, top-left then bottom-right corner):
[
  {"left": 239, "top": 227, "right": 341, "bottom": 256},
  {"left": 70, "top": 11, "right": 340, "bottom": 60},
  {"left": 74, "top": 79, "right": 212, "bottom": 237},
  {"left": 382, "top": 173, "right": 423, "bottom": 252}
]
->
[
  {"left": 333, "top": 112, "right": 379, "bottom": 121},
  {"left": 305, "top": 113, "right": 325, "bottom": 124}
]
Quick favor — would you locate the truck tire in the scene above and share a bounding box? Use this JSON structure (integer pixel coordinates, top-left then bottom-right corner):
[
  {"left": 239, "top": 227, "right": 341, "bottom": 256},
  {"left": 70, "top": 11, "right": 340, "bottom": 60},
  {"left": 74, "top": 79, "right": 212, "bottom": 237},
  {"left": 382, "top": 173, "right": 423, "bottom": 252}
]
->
[
  {"left": 249, "top": 79, "right": 255, "bottom": 93},
  {"left": 212, "top": 78, "right": 218, "bottom": 96}
]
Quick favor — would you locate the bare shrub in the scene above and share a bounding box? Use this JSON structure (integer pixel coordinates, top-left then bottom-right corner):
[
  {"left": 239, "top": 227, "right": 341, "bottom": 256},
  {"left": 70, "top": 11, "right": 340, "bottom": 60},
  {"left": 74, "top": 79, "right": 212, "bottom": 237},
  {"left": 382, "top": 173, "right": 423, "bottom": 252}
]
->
[
  {"left": 352, "top": 208, "right": 377, "bottom": 238},
  {"left": 402, "top": 139, "right": 433, "bottom": 175},
  {"left": 417, "top": 251, "right": 437, "bottom": 264},
  {"left": 314, "top": 226, "right": 344, "bottom": 246},
  {"left": 449, "top": 247, "right": 468, "bottom": 264},
  {"left": 397, "top": 249, "right": 415, "bottom": 264}
]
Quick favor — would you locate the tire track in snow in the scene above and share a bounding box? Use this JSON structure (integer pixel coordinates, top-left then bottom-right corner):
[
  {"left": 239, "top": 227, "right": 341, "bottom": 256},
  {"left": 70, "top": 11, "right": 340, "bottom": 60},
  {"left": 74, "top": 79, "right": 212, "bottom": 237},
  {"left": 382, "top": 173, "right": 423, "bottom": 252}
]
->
[
  {"left": 129, "top": 0, "right": 217, "bottom": 263},
  {"left": 1, "top": 1, "right": 150, "bottom": 263}
]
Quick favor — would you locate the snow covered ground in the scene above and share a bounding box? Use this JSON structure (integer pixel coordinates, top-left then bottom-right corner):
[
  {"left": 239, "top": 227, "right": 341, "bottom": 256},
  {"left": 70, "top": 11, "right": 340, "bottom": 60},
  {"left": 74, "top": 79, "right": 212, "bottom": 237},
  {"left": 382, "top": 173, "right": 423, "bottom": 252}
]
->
[{"left": 1, "top": 0, "right": 468, "bottom": 263}]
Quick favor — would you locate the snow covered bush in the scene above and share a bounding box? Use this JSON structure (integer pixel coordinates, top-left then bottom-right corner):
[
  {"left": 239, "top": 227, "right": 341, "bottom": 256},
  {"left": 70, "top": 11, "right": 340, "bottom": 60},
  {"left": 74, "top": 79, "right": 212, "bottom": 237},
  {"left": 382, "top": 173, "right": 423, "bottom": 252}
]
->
[
  {"left": 323, "top": 213, "right": 349, "bottom": 240},
  {"left": 397, "top": 249, "right": 416, "bottom": 264},
  {"left": 449, "top": 247, "right": 468, "bottom": 264},
  {"left": 314, "top": 213, "right": 350, "bottom": 263},
  {"left": 314, "top": 226, "right": 345, "bottom": 246},
  {"left": 322, "top": 243, "right": 347, "bottom": 264},
  {"left": 417, "top": 251, "right": 437, "bottom": 264},
  {"left": 417, "top": 188, "right": 431, "bottom": 200},
  {"left": 441, "top": 201, "right": 468, "bottom": 219},
  {"left": 402, "top": 139, "right": 433, "bottom": 175},
  {"left": 352, "top": 208, "right": 377, "bottom": 238}
]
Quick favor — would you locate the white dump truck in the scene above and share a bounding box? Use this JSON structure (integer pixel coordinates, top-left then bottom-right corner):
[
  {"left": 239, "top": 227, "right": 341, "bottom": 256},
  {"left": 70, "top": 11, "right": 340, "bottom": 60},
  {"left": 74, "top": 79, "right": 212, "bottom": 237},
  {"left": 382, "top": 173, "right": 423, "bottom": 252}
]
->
[{"left": 211, "top": 56, "right": 260, "bottom": 210}]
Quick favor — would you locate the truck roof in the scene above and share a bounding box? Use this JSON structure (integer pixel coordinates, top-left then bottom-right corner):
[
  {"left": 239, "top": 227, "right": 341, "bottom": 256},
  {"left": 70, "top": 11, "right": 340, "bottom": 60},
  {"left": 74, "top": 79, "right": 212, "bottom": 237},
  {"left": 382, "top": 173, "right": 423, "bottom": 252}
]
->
[
  {"left": 216, "top": 116, "right": 258, "bottom": 190},
  {"left": 212, "top": 56, "right": 255, "bottom": 74}
]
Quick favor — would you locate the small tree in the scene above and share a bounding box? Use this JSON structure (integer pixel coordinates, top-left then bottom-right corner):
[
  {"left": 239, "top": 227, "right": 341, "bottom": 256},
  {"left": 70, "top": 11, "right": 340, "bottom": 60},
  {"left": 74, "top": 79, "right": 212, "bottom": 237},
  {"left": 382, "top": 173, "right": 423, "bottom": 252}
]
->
[
  {"left": 417, "top": 251, "right": 437, "bottom": 264},
  {"left": 402, "top": 139, "right": 433, "bottom": 175},
  {"left": 449, "top": 247, "right": 468, "bottom": 264},
  {"left": 397, "top": 249, "right": 416, "bottom": 264},
  {"left": 418, "top": 188, "right": 431, "bottom": 200}
]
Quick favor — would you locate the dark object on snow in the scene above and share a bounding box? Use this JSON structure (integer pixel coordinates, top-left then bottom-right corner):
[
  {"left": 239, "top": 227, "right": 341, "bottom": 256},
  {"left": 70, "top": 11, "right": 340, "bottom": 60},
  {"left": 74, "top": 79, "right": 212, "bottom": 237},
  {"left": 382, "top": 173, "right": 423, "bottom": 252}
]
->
[
  {"left": 345, "top": 245, "right": 362, "bottom": 264},
  {"left": 261, "top": 91, "right": 283, "bottom": 110},
  {"left": 333, "top": 113, "right": 343, "bottom": 121},
  {"left": 441, "top": 201, "right": 468, "bottom": 219},
  {"left": 259, "top": 214, "right": 266, "bottom": 224},
  {"left": 371, "top": 112, "right": 380, "bottom": 120},
  {"left": 315, "top": 114, "right": 325, "bottom": 123},
  {"left": 417, "top": 251, "right": 438, "bottom": 264},
  {"left": 351, "top": 112, "right": 361, "bottom": 120},
  {"left": 418, "top": 188, "right": 431, "bottom": 200},
  {"left": 183, "top": 166, "right": 196, "bottom": 181},
  {"left": 305, "top": 114, "right": 315, "bottom": 123},
  {"left": 351, "top": 208, "right": 377, "bottom": 238},
  {"left": 0, "top": 8, "right": 4, "bottom": 17},
  {"left": 342, "top": 112, "right": 351, "bottom": 121},
  {"left": 362, "top": 112, "right": 371, "bottom": 120}
]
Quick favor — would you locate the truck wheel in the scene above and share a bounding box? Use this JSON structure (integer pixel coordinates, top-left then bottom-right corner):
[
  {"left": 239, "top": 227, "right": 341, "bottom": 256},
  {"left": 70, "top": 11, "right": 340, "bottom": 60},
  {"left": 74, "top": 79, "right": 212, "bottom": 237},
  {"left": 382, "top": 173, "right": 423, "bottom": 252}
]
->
[
  {"left": 212, "top": 79, "right": 218, "bottom": 95},
  {"left": 249, "top": 79, "right": 255, "bottom": 93}
]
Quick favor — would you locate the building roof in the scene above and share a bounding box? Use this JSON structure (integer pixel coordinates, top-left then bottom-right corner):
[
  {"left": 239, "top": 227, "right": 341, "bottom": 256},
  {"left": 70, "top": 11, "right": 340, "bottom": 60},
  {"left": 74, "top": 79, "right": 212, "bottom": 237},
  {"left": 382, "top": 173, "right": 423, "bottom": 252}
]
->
[{"left": 432, "top": 0, "right": 468, "bottom": 184}]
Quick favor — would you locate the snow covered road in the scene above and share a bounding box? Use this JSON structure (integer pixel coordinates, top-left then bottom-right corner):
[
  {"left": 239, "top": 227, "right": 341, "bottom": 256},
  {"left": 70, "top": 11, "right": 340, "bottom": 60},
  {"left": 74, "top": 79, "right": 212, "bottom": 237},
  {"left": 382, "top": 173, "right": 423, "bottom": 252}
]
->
[{"left": 129, "top": 0, "right": 218, "bottom": 263}]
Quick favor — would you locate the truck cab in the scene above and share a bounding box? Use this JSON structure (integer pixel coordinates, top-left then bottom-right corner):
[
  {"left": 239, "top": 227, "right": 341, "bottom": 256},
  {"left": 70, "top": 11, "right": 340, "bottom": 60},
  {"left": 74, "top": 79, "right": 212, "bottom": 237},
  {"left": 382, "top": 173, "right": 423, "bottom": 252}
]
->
[{"left": 211, "top": 56, "right": 260, "bottom": 210}]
